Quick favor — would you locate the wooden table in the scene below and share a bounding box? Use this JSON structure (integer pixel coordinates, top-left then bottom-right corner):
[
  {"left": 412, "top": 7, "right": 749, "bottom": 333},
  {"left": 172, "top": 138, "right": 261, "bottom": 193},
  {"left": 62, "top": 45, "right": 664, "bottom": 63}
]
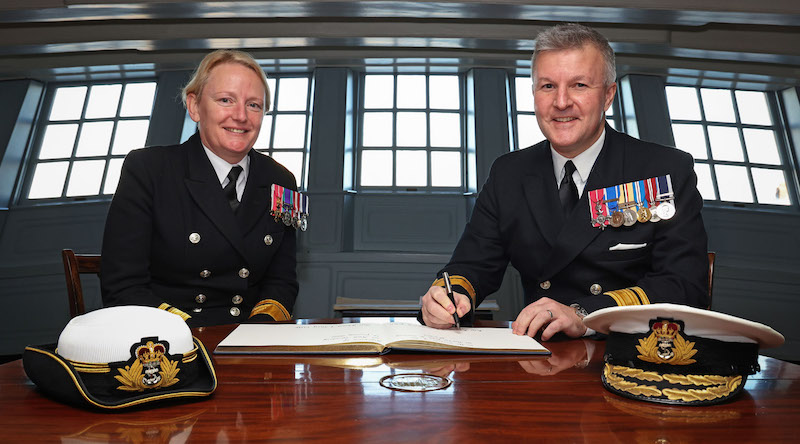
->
[{"left": 1, "top": 318, "right": 799, "bottom": 442}]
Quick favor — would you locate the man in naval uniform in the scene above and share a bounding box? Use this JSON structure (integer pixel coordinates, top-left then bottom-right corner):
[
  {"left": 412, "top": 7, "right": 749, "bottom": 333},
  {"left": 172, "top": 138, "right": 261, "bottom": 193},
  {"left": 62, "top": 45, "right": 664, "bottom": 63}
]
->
[
  {"left": 101, "top": 50, "right": 298, "bottom": 327},
  {"left": 420, "top": 23, "right": 708, "bottom": 340}
]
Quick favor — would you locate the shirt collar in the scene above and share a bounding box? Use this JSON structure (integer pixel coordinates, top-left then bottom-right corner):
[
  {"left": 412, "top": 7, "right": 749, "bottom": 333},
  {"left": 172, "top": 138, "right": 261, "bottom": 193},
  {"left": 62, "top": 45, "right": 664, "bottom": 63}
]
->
[
  {"left": 201, "top": 144, "right": 250, "bottom": 187},
  {"left": 550, "top": 128, "right": 606, "bottom": 193}
]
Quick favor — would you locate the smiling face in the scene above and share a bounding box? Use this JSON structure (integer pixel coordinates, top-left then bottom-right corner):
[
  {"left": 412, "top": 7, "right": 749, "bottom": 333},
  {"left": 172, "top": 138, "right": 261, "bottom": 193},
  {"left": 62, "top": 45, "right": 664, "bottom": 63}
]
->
[
  {"left": 532, "top": 44, "right": 617, "bottom": 158},
  {"left": 186, "top": 62, "right": 266, "bottom": 163}
]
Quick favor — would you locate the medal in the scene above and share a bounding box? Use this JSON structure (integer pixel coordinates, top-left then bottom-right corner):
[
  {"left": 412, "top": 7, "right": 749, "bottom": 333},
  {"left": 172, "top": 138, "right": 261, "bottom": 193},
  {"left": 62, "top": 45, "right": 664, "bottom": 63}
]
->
[
  {"left": 271, "top": 184, "right": 310, "bottom": 230},
  {"left": 610, "top": 211, "right": 624, "bottom": 227},
  {"left": 622, "top": 208, "right": 637, "bottom": 226},
  {"left": 637, "top": 206, "right": 652, "bottom": 223},
  {"left": 656, "top": 201, "right": 676, "bottom": 219}
]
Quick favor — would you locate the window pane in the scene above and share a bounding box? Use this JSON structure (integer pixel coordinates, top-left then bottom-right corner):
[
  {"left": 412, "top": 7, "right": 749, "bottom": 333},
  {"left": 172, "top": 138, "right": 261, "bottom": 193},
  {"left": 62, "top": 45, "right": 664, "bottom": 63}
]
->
[
  {"left": 111, "top": 120, "right": 150, "bottom": 155},
  {"left": 28, "top": 162, "right": 68, "bottom": 199},
  {"left": 693, "top": 163, "right": 716, "bottom": 200},
  {"left": 743, "top": 128, "right": 780, "bottom": 165},
  {"left": 671, "top": 123, "right": 707, "bottom": 160},
  {"left": 120, "top": 83, "right": 157, "bottom": 117},
  {"left": 665, "top": 86, "right": 701, "bottom": 120},
  {"left": 272, "top": 115, "right": 306, "bottom": 148},
  {"left": 515, "top": 77, "right": 534, "bottom": 112},
  {"left": 39, "top": 124, "right": 78, "bottom": 159},
  {"left": 396, "top": 150, "right": 427, "bottom": 187},
  {"left": 606, "top": 118, "right": 616, "bottom": 130},
  {"left": 707, "top": 126, "right": 743, "bottom": 162},
  {"left": 253, "top": 115, "right": 273, "bottom": 149},
  {"left": 361, "top": 150, "right": 393, "bottom": 186},
  {"left": 85, "top": 84, "right": 122, "bottom": 119},
  {"left": 76, "top": 121, "right": 114, "bottom": 157},
  {"left": 49, "top": 86, "right": 87, "bottom": 121},
  {"left": 517, "top": 114, "right": 544, "bottom": 148},
  {"left": 716, "top": 165, "right": 753, "bottom": 203},
  {"left": 431, "top": 151, "right": 461, "bottom": 187},
  {"left": 364, "top": 75, "right": 394, "bottom": 109},
  {"left": 735, "top": 90, "right": 772, "bottom": 125},
  {"left": 752, "top": 168, "right": 790, "bottom": 205},
  {"left": 362, "top": 112, "right": 393, "bottom": 146},
  {"left": 66, "top": 159, "right": 106, "bottom": 196},
  {"left": 430, "top": 113, "right": 461, "bottom": 147},
  {"left": 396, "top": 75, "right": 426, "bottom": 109},
  {"left": 396, "top": 112, "right": 427, "bottom": 147},
  {"left": 429, "top": 76, "right": 459, "bottom": 109},
  {"left": 271, "top": 151, "right": 304, "bottom": 183},
  {"left": 276, "top": 78, "right": 308, "bottom": 111},
  {"left": 103, "top": 158, "right": 124, "bottom": 194},
  {"left": 266, "top": 78, "right": 277, "bottom": 110},
  {"left": 700, "top": 89, "right": 736, "bottom": 123}
]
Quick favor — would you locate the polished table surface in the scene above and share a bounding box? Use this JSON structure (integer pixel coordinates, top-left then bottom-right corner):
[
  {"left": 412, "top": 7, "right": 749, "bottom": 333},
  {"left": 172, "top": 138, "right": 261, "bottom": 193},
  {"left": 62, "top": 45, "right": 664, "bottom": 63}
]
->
[{"left": 1, "top": 318, "right": 799, "bottom": 443}]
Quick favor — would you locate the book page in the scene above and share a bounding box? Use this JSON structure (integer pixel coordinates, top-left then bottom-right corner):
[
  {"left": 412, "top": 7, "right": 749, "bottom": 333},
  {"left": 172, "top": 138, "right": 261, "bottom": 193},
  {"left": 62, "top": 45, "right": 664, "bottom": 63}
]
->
[
  {"left": 216, "top": 323, "right": 392, "bottom": 351},
  {"left": 384, "top": 324, "right": 548, "bottom": 354},
  {"left": 216, "top": 323, "right": 548, "bottom": 355}
]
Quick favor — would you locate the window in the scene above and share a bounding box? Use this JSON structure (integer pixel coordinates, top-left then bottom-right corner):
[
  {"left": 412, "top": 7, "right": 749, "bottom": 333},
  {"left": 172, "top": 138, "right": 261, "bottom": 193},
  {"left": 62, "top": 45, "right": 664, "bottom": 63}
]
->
[
  {"left": 25, "top": 82, "right": 157, "bottom": 200},
  {"left": 253, "top": 75, "right": 312, "bottom": 189},
  {"left": 511, "top": 76, "right": 616, "bottom": 151},
  {"left": 666, "top": 86, "right": 793, "bottom": 206},
  {"left": 358, "top": 73, "right": 465, "bottom": 190}
]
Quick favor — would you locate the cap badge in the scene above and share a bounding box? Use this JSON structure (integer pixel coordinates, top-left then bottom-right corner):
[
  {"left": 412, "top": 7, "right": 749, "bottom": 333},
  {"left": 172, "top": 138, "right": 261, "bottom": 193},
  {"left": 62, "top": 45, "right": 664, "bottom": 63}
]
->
[
  {"left": 636, "top": 319, "right": 697, "bottom": 366},
  {"left": 115, "top": 338, "right": 180, "bottom": 392}
]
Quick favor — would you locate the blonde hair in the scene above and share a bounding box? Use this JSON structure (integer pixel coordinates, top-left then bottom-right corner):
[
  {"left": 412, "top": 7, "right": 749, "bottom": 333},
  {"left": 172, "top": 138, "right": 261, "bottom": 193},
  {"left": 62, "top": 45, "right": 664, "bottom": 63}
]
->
[{"left": 182, "top": 49, "right": 271, "bottom": 112}]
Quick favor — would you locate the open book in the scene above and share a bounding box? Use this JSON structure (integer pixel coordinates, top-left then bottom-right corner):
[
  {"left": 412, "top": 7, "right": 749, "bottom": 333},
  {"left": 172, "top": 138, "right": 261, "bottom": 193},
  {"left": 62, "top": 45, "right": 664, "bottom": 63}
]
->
[{"left": 215, "top": 322, "right": 550, "bottom": 355}]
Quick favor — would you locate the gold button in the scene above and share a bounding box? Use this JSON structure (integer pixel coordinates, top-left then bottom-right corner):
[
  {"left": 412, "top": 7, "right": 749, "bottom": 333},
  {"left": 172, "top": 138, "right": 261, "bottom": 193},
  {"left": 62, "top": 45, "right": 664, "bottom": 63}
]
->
[
  {"left": 590, "top": 283, "right": 603, "bottom": 295},
  {"left": 232, "top": 295, "right": 243, "bottom": 304},
  {"left": 200, "top": 269, "right": 211, "bottom": 278},
  {"left": 189, "top": 232, "right": 201, "bottom": 244},
  {"left": 238, "top": 268, "right": 250, "bottom": 278},
  {"left": 195, "top": 294, "right": 207, "bottom": 304},
  {"left": 264, "top": 235, "right": 273, "bottom": 246},
  {"left": 230, "top": 307, "right": 241, "bottom": 317},
  {"left": 539, "top": 280, "right": 551, "bottom": 290}
]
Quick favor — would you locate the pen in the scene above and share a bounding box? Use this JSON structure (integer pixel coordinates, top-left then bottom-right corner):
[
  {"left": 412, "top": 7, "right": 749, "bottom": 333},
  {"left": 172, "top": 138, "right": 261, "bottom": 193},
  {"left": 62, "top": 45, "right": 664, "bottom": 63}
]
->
[{"left": 442, "top": 272, "right": 460, "bottom": 329}]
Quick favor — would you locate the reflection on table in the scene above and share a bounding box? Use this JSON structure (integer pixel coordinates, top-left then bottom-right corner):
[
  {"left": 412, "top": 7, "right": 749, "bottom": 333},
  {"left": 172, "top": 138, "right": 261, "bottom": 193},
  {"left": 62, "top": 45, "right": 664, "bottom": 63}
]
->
[{"left": 1, "top": 318, "right": 798, "bottom": 442}]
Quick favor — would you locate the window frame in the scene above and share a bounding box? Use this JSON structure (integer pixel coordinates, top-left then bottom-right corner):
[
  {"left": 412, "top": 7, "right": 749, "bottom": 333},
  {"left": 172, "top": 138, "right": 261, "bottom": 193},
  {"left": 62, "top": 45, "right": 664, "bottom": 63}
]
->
[
  {"left": 356, "top": 70, "right": 468, "bottom": 192},
  {"left": 665, "top": 85, "right": 798, "bottom": 209},
  {"left": 18, "top": 79, "right": 159, "bottom": 205},
  {"left": 252, "top": 72, "right": 314, "bottom": 191}
]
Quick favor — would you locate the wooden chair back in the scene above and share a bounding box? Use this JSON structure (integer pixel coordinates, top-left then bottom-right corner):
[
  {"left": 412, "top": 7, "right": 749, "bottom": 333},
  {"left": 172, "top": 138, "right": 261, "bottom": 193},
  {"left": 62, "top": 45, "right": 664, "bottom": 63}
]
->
[
  {"left": 707, "top": 251, "right": 716, "bottom": 309},
  {"left": 61, "top": 249, "right": 101, "bottom": 318}
]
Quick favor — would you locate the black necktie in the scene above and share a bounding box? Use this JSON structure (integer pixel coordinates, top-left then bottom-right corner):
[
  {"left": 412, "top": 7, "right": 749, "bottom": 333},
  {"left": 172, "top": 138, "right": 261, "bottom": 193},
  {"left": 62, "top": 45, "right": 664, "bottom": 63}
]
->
[
  {"left": 559, "top": 160, "right": 578, "bottom": 216},
  {"left": 223, "top": 166, "right": 243, "bottom": 212}
]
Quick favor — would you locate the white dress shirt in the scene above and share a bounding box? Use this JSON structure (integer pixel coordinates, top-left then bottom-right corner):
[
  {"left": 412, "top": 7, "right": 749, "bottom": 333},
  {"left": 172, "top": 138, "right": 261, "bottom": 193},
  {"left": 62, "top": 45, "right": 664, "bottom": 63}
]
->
[{"left": 202, "top": 145, "right": 250, "bottom": 201}]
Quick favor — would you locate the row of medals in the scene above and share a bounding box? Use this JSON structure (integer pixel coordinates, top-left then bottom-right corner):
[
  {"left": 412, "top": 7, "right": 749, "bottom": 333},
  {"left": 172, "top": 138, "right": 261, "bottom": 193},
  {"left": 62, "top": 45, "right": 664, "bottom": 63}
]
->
[
  {"left": 593, "top": 194, "right": 675, "bottom": 228},
  {"left": 271, "top": 207, "right": 308, "bottom": 231}
]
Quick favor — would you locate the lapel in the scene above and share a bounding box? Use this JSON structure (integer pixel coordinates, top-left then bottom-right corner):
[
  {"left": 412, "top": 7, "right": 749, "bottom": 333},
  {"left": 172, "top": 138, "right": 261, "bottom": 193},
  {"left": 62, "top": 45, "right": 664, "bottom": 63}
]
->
[
  {"left": 522, "top": 142, "right": 562, "bottom": 247},
  {"left": 238, "top": 150, "right": 276, "bottom": 235},
  {"left": 541, "top": 127, "right": 627, "bottom": 278},
  {"left": 182, "top": 134, "right": 248, "bottom": 259}
]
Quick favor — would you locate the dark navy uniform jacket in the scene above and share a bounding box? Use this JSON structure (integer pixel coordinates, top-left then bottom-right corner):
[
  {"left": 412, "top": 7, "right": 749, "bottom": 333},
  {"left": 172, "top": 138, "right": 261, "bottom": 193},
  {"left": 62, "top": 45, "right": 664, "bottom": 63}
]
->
[
  {"left": 101, "top": 133, "right": 298, "bottom": 327},
  {"left": 436, "top": 126, "right": 709, "bottom": 319}
]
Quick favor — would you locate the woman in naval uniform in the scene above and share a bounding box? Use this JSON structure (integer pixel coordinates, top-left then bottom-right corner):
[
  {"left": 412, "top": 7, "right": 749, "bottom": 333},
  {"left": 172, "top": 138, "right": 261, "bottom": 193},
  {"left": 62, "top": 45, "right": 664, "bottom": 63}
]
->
[{"left": 101, "top": 49, "right": 299, "bottom": 327}]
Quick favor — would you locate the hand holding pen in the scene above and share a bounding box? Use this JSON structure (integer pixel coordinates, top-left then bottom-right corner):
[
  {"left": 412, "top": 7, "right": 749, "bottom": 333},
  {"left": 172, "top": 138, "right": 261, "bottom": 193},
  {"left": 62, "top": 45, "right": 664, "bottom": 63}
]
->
[{"left": 442, "top": 272, "right": 460, "bottom": 329}]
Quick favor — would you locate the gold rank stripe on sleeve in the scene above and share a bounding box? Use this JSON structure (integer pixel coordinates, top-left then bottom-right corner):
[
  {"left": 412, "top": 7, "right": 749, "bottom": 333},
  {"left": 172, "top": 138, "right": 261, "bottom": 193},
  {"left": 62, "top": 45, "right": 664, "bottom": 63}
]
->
[
  {"left": 158, "top": 303, "right": 192, "bottom": 321},
  {"left": 432, "top": 275, "right": 476, "bottom": 309},
  {"left": 249, "top": 299, "right": 291, "bottom": 321},
  {"left": 604, "top": 286, "right": 650, "bottom": 306}
]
